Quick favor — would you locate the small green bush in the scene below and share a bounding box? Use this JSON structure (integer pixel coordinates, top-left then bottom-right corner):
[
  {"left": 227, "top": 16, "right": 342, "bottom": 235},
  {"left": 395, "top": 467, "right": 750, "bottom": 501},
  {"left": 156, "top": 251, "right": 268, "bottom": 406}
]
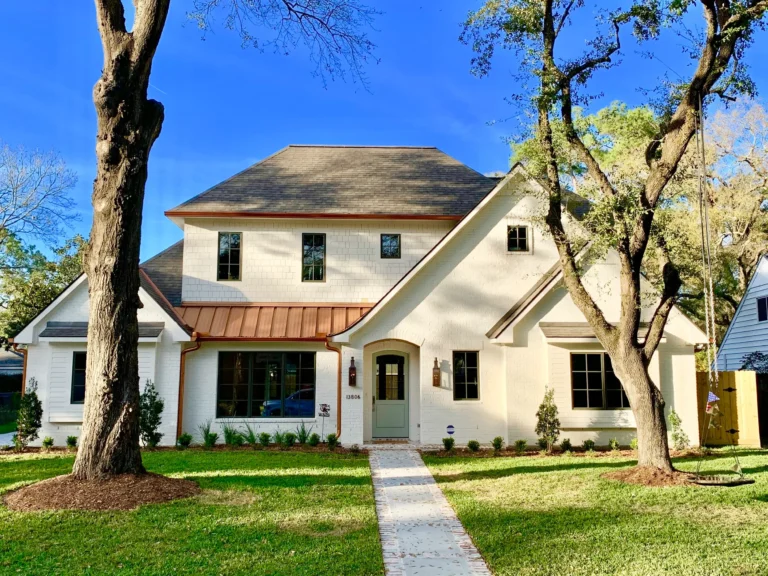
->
[
  {"left": 630, "top": 437, "right": 638, "bottom": 451},
  {"left": 307, "top": 432, "right": 321, "bottom": 447},
  {"left": 16, "top": 378, "right": 43, "bottom": 451},
  {"left": 282, "top": 432, "right": 297, "bottom": 449},
  {"left": 467, "top": 439, "right": 480, "bottom": 452},
  {"left": 609, "top": 437, "right": 620, "bottom": 451},
  {"left": 42, "top": 436, "right": 54, "bottom": 451},
  {"left": 442, "top": 437, "right": 455, "bottom": 451},
  {"left": 223, "top": 424, "right": 244, "bottom": 447},
  {"left": 295, "top": 421, "right": 313, "bottom": 444},
  {"left": 66, "top": 436, "right": 77, "bottom": 451},
  {"left": 198, "top": 420, "right": 218, "bottom": 449},
  {"left": 177, "top": 432, "right": 193, "bottom": 449},
  {"left": 349, "top": 444, "right": 361, "bottom": 454},
  {"left": 668, "top": 409, "right": 690, "bottom": 451},
  {"left": 514, "top": 439, "right": 527, "bottom": 454},
  {"left": 491, "top": 436, "right": 504, "bottom": 452},
  {"left": 326, "top": 433, "right": 338, "bottom": 450},
  {"left": 272, "top": 429, "right": 286, "bottom": 446},
  {"left": 259, "top": 432, "right": 272, "bottom": 448},
  {"left": 582, "top": 439, "right": 596, "bottom": 452},
  {"left": 139, "top": 379, "right": 164, "bottom": 449},
  {"left": 537, "top": 437, "right": 548, "bottom": 451},
  {"left": 560, "top": 438, "right": 572, "bottom": 452},
  {"left": 535, "top": 387, "right": 560, "bottom": 453},
  {"left": 242, "top": 423, "right": 258, "bottom": 446}
]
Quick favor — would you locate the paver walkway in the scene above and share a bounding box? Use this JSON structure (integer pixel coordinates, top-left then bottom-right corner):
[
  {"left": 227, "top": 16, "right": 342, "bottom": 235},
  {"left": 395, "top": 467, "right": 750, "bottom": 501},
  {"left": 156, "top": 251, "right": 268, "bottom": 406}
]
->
[
  {"left": 369, "top": 448, "right": 491, "bottom": 576},
  {"left": 0, "top": 431, "right": 14, "bottom": 446}
]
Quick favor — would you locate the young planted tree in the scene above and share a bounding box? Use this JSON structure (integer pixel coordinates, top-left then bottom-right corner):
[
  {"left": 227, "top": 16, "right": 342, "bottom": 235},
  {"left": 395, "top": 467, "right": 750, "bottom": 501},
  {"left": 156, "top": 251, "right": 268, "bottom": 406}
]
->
[
  {"left": 463, "top": 1, "right": 768, "bottom": 472},
  {"left": 73, "top": 0, "right": 377, "bottom": 480}
]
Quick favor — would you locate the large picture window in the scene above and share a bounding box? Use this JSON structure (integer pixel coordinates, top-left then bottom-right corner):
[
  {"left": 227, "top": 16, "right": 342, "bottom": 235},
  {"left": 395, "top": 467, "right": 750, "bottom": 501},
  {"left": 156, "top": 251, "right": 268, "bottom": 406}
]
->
[
  {"left": 217, "top": 352, "right": 316, "bottom": 418},
  {"left": 453, "top": 351, "right": 479, "bottom": 400},
  {"left": 71, "top": 352, "right": 86, "bottom": 404},
  {"left": 570, "top": 353, "right": 629, "bottom": 409},
  {"left": 217, "top": 232, "right": 241, "bottom": 281},
  {"left": 302, "top": 233, "right": 326, "bottom": 281}
]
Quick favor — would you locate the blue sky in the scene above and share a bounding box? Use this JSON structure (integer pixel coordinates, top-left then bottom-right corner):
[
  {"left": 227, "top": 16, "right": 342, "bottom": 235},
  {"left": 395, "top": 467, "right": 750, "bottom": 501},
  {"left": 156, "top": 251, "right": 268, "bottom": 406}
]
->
[{"left": 1, "top": 1, "right": 767, "bottom": 259}]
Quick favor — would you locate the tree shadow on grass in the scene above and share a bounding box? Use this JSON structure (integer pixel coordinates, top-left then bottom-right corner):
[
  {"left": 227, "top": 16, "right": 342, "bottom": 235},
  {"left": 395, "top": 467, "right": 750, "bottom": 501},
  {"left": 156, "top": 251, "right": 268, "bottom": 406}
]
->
[
  {"left": 175, "top": 472, "right": 372, "bottom": 491},
  {"left": 433, "top": 459, "right": 631, "bottom": 483}
]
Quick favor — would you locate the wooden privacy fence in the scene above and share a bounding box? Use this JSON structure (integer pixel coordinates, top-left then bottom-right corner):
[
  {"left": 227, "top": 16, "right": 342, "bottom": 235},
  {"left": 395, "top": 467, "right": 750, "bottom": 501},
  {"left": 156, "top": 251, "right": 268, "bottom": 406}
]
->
[{"left": 696, "top": 371, "right": 761, "bottom": 447}]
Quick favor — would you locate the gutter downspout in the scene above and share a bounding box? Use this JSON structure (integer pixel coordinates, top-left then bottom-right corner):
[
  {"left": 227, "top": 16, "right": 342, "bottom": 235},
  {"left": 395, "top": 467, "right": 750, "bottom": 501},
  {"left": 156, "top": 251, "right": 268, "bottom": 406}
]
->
[
  {"left": 177, "top": 333, "right": 201, "bottom": 439},
  {"left": 324, "top": 338, "right": 342, "bottom": 440},
  {"left": 11, "top": 341, "right": 27, "bottom": 396}
]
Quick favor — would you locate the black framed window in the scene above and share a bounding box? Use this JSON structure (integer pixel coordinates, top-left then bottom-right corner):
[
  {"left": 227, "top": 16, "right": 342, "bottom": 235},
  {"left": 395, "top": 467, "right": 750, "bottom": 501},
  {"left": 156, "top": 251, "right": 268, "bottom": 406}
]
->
[
  {"left": 507, "top": 226, "right": 529, "bottom": 252},
  {"left": 453, "top": 351, "right": 479, "bottom": 400},
  {"left": 71, "top": 352, "right": 86, "bottom": 404},
  {"left": 571, "top": 353, "right": 630, "bottom": 409},
  {"left": 758, "top": 296, "right": 768, "bottom": 322},
  {"left": 217, "top": 352, "right": 315, "bottom": 418},
  {"left": 302, "top": 233, "right": 325, "bottom": 282},
  {"left": 218, "top": 232, "right": 241, "bottom": 281},
  {"left": 381, "top": 234, "right": 401, "bottom": 259}
]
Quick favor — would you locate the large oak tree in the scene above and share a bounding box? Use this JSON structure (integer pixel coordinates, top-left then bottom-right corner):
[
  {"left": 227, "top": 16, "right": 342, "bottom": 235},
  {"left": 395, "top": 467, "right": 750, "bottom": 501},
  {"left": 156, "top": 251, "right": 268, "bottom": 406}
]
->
[
  {"left": 74, "top": 0, "right": 377, "bottom": 480},
  {"left": 463, "top": 0, "right": 768, "bottom": 471}
]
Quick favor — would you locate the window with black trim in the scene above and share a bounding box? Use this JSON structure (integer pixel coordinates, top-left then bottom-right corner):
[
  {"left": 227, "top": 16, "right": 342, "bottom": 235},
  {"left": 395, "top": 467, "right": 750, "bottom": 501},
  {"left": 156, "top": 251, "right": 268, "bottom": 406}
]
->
[
  {"left": 217, "top": 232, "right": 241, "bottom": 281},
  {"left": 217, "top": 351, "right": 315, "bottom": 418},
  {"left": 453, "top": 351, "right": 479, "bottom": 400},
  {"left": 758, "top": 296, "right": 768, "bottom": 322},
  {"left": 381, "top": 234, "right": 401, "bottom": 259},
  {"left": 302, "top": 233, "right": 325, "bottom": 281},
  {"left": 71, "top": 352, "right": 86, "bottom": 404},
  {"left": 570, "top": 353, "right": 630, "bottom": 409},
  {"left": 507, "top": 225, "right": 529, "bottom": 252}
]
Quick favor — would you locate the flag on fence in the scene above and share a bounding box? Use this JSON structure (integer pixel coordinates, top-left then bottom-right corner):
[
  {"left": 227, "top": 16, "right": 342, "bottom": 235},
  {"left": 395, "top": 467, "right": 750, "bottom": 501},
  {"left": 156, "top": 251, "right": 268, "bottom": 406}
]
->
[{"left": 708, "top": 391, "right": 720, "bottom": 403}]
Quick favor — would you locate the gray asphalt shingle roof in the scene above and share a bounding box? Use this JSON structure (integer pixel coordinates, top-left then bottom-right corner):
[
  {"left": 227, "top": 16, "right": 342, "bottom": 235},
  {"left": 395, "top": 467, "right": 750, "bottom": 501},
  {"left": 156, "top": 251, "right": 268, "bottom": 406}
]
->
[
  {"left": 166, "top": 145, "right": 499, "bottom": 217},
  {"left": 141, "top": 240, "right": 184, "bottom": 307},
  {"left": 39, "top": 322, "right": 165, "bottom": 338}
]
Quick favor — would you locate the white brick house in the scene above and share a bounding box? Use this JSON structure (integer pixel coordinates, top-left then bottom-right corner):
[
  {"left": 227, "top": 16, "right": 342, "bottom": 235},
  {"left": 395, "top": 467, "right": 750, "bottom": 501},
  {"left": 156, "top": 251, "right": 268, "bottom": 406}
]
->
[{"left": 13, "top": 145, "right": 705, "bottom": 447}]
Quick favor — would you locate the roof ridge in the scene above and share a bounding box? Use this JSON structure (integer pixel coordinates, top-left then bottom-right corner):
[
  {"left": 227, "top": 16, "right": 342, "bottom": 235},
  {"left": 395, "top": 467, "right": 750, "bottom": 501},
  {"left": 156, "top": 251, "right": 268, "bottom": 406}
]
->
[
  {"left": 287, "top": 144, "right": 438, "bottom": 149},
  {"left": 140, "top": 238, "right": 184, "bottom": 267}
]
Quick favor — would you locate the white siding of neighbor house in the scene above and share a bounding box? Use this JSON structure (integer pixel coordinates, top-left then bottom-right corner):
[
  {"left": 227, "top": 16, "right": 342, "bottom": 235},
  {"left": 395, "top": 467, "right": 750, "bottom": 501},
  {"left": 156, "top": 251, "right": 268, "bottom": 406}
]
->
[
  {"left": 180, "top": 218, "right": 453, "bottom": 303},
  {"left": 717, "top": 256, "right": 768, "bottom": 371}
]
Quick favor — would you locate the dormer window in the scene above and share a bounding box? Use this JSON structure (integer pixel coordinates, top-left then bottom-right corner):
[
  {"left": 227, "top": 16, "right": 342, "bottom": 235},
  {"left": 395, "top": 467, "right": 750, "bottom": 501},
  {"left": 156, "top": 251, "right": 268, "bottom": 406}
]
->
[
  {"left": 218, "top": 232, "right": 241, "bottom": 281},
  {"left": 507, "top": 225, "right": 530, "bottom": 253}
]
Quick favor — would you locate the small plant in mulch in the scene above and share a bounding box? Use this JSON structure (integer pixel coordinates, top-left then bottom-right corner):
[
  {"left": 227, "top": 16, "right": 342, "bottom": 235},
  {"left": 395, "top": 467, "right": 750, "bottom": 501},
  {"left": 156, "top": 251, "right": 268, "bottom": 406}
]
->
[
  {"left": 630, "top": 437, "right": 638, "bottom": 451},
  {"left": 349, "top": 444, "right": 361, "bottom": 454},
  {"left": 281, "top": 432, "right": 297, "bottom": 449},
  {"left": 242, "top": 423, "right": 258, "bottom": 447},
  {"left": 295, "top": 421, "right": 314, "bottom": 445},
  {"left": 272, "top": 429, "right": 286, "bottom": 446},
  {"left": 514, "top": 439, "right": 527, "bottom": 455},
  {"left": 668, "top": 409, "right": 690, "bottom": 451},
  {"left": 535, "top": 387, "right": 560, "bottom": 453},
  {"left": 198, "top": 420, "right": 218, "bottom": 450},
  {"left": 467, "top": 440, "right": 480, "bottom": 452},
  {"left": 442, "top": 437, "right": 455, "bottom": 452},
  {"left": 15, "top": 378, "right": 43, "bottom": 452},
  {"left": 560, "top": 438, "right": 572, "bottom": 452},
  {"left": 582, "top": 439, "right": 596, "bottom": 452},
  {"left": 307, "top": 433, "right": 321, "bottom": 447},
  {"left": 42, "top": 437, "right": 54, "bottom": 452},
  {"left": 177, "top": 433, "right": 193, "bottom": 450},
  {"left": 537, "top": 438, "right": 548, "bottom": 453},
  {"left": 491, "top": 436, "right": 504, "bottom": 453},
  {"left": 326, "top": 433, "right": 338, "bottom": 450},
  {"left": 66, "top": 436, "right": 78, "bottom": 452},
  {"left": 259, "top": 432, "right": 272, "bottom": 448},
  {"left": 609, "top": 438, "right": 621, "bottom": 452},
  {"left": 222, "top": 424, "right": 245, "bottom": 447},
  {"left": 139, "top": 379, "right": 164, "bottom": 449}
]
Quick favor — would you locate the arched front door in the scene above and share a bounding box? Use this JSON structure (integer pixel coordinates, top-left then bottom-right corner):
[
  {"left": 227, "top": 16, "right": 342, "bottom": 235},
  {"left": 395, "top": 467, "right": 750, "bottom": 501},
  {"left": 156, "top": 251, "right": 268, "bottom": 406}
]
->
[{"left": 373, "top": 354, "right": 409, "bottom": 438}]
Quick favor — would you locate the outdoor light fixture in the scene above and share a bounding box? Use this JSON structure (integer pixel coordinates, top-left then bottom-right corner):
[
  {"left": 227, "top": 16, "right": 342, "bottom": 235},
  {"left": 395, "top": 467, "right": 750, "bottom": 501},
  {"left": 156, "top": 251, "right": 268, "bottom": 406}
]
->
[
  {"left": 432, "top": 357, "right": 440, "bottom": 387},
  {"left": 349, "top": 357, "right": 357, "bottom": 387}
]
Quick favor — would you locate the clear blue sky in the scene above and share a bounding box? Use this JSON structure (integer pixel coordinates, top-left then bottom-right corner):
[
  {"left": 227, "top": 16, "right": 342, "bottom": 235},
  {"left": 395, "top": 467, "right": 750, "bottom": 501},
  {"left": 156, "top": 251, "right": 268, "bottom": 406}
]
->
[{"left": 1, "top": 1, "right": 767, "bottom": 259}]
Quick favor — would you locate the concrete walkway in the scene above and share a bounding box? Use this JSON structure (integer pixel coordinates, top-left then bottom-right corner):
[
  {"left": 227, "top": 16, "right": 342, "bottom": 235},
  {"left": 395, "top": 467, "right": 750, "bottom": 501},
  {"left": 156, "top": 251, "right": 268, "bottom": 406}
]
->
[
  {"left": 0, "top": 431, "right": 15, "bottom": 446},
  {"left": 369, "top": 448, "right": 491, "bottom": 576}
]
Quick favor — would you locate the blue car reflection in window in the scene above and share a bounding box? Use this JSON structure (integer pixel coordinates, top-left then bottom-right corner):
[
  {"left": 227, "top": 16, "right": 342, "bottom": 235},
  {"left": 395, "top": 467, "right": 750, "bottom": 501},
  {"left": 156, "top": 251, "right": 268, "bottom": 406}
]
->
[{"left": 263, "top": 388, "right": 315, "bottom": 417}]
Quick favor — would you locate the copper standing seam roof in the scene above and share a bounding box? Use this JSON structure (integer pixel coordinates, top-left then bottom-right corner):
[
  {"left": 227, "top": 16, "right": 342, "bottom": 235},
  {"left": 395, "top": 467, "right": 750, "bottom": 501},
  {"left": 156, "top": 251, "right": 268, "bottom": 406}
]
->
[{"left": 175, "top": 303, "right": 373, "bottom": 340}]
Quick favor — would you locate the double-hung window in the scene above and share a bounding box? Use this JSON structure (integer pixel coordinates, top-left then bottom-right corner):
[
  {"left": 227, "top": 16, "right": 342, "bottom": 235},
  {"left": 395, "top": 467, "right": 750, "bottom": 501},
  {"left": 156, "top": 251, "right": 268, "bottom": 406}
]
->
[
  {"left": 71, "top": 352, "right": 87, "bottom": 404},
  {"left": 570, "top": 352, "right": 630, "bottom": 409},
  {"left": 758, "top": 296, "right": 768, "bottom": 322},
  {"left": 453, "top": 351, "right": 479, "bottom": 400},
  {"left": 302, "top": 233, "right": 325, "bottom": 281},
  {"left": 218, "top": 232, "right": 241, "bottom": 281}
]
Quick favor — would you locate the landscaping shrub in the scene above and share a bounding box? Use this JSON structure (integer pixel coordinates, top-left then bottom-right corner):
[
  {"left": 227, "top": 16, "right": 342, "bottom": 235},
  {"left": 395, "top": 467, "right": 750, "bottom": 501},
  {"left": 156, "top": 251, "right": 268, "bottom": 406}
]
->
[
  {"left": 630, "top": 437, "right": 638, "bottom": 451},
  {"left": 282, "top": 432, "right": 297, "bottom": 449},
  {"left": 295, "top": 421, "right": 314, "bottom": 444},
  {"left": 326, "top": 433, "right": 338, "bottom": 450},
  {"left": 467, "top": 439, "right": 480, "bottom": 452},
  {"left": 0, "top": 406, "right": 17, "bottom": 425},
  {"left": 42, "top": 436, "right": 54, "bottom": 451},
  {"left": 66, "top": 436, "right": 77, "bottom": 451},
  {"left": 491, "top": 436, "right": 504, "bottom": 452},
  {"left": 222, "top": 423, "right": 244, "bottom": 447},
  {"left": 177, "top": 432, "right": 193, "bottom": 450},
  {"left": 582, "top": 439, "right": 596, "bottom": 452},
  {"left": 139, "top": 379, "right": 164, "bottom": 449},
  {"left": 442, "top": 437, "right": 455, "bottom": 451},
  {"left": 259, "top": 432, "right": 272, "bottom": 448},
  {"left": 609, "top": 437, "right": 620, "bottom": 451},
  {"left": 198, "top": 420, "right": 218, "bottom": 449},
  {"left": 15, "top": 378, "right": 43, "bottom": 451},
  {"left": 349, "top": 444, "right": 361, "bottom": 454},
  {"left": 272, "top": 429, "right": 286, "bottom": 446},
  {"left": 560, "top": 438, "right": 572, "bottom": 452},
  {"left": 242, "top": 423, "right": 258, "bottom": 446},
  {"left": 514, "top": 439, "right": 527, "bottom": 454},
  {"left": 308, "top": 432, "right": 321, "bottom": 447},
  {"left": 537, "top": 437, "right": 548, "bottom": 451},
  {"left": 535, "top": 387, "right": 560, "bottom": 453},
  {"left": 668, "top": 409, "right": 690, "bottom": 451}
]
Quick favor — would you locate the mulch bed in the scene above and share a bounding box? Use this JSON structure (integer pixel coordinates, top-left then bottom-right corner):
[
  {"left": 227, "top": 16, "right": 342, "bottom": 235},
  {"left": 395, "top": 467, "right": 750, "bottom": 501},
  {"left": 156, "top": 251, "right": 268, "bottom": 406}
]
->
[
  {"left": 602, "top": 466, "right": 695, "bottom": 487},
  {"left": 421, "top": 448, "right": 705, "bottom": 459},
  {"left": 4, "top": 473, "right": 201, "bottom": 511},
  {"left": 0, "top": 445, "right": 367, "bottom": 457}
]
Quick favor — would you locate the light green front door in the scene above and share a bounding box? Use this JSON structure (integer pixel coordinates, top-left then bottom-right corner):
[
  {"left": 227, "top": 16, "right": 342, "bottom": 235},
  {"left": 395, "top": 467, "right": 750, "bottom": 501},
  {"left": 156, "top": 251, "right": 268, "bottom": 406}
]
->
[{"left": 373, "top": 354, "right": 409, "bottom": 438}]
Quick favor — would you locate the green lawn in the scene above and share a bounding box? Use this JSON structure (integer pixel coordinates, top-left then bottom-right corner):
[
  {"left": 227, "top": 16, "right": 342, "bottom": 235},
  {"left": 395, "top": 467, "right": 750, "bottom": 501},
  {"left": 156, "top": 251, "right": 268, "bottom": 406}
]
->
[
  {"left": 0, "top": 450, "right": 383, "bottom": 576},
  {"left": 424, "top": 450, "right": 768, "bottom": 576}
]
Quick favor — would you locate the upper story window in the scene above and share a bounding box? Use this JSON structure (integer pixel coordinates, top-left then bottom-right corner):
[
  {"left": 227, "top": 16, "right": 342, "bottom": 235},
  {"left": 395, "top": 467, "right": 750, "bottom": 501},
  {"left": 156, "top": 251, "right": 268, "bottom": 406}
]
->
[
  {"left": 218, "top": 232, "right": 241, "bottom": 281},
  {"left": 758, "top": 296, "right": 768, "bottom": 322},
  {"left": 71, "top": 352, "right": 86, "bottom": 404},
  {"left": 571, "top": 353, "right": 630, "bottom": 410},
  {"left": 453, "top": 351, "right": 479, "bottom": 400},
  {"left": 302, "top": 233, "right": 326, "bottom": 282},
  {"left": 381, "top": 234, "right": 401, "bottom": 259},
  {"left": 507, "top": 225, "right": 530, "bottom": 253}
]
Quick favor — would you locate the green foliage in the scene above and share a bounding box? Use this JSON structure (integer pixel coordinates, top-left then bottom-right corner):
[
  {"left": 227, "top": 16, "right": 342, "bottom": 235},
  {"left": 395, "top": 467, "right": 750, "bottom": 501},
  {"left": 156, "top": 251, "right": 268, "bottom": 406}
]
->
[
  {"left": 139, "top": 379, "right": 164, "bottom": 449},
  {"left": 222, "top": 424, "right": 244, "bottom": 447},
  {"left": 514, "top": 439, "right": 527, "bottom": 455},
  {"left": 609, "top": 438, "right": 621, "bottom": 451},
  {"left": 295, "top": 421, "right": 314, "bottom": 444},
  {"left": 467, "top": 440, "right": 481, "bottom": 452},
  {"left": 177, "top": 433, "right": 193, "bottom": 449},
  {"left": 258, "top": 432, "right": 272, "bottom": 448},
  {"left": 630, "top": 437, "right": 639, "bottom": 451},
  {"left": 198, "top": 420, "right": 218, "bottom": 450},
  {"left": 15, "top": 378, "right": 42, "bottom": 451},
  {"left": 582, "top": 439, "right": 596, "bottom": 452},
  {"left": 491, "top": 436, "right": 504, "bottom": 451},
  {"left": 281, "top": 432, "right": 297, "bottom": 449},
  {"left": 560, "top": 438, "right": 572, "bottom": 452},
  {"left": 242, "top": 423, "right": 258, "bottom": 446},
  {"left": 537, "top": 437, "right": 548, "bottom": 451},
  {"left": 272, "top": 429, "right": 286, "bottom": 446},
  {"left": 326, "top": 433, "right": 338, "bottom": 450},
  {"left": 66, "top": 436, "right": 77, "bottom": 450},
  {"left": 668, "top": 409, "right": 690, "bottom": 451},
  {"left": 442, "top": 437, "right": 455, "bottom": 451},
  {"left": 535, "top": 387, "right": 560, "bottom": 453},
  {"left": 349, "top": 444, "right": 361, "bottom": 454},
  {"left": 42, "top": 436, "right": 54, "bottom": 451},
  {"left": 307, "top": 432, "right": 321, "bottom": 447}
]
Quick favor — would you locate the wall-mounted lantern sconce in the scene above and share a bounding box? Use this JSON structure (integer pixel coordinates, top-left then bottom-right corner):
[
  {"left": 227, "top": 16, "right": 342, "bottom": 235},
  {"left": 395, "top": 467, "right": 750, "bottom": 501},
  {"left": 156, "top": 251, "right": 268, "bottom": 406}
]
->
[
  {"left": 432, "top": 357, "right": 440, "bottom": 387},
  {"left": 349, "top": 357, "right": 357, "bottom": 387}
]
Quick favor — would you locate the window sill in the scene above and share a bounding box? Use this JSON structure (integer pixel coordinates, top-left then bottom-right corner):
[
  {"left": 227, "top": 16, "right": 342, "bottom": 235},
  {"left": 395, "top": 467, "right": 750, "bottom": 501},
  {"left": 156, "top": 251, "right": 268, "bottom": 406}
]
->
[{"left": 215, "top": 417, "right": 318, "bottom": 423}]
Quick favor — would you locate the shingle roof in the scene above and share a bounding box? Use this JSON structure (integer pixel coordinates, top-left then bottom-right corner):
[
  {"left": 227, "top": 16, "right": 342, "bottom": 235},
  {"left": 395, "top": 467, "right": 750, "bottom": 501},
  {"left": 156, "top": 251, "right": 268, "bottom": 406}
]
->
[
  {"left": 141, "top": 240, "right": 184, "bottom": 307},
  {"left": 39, "top": 322, "right": 165, "bottom": 338},
  {"left": 166, "top": 145, "right": 498, "bottom": 218}
]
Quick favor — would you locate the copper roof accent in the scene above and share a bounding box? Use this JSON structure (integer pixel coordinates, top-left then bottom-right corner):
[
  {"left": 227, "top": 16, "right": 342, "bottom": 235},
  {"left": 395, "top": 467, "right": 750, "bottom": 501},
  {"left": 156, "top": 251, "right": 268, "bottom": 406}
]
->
[{"left": 175, "top": 303, "right": 373, "bottom": 340}]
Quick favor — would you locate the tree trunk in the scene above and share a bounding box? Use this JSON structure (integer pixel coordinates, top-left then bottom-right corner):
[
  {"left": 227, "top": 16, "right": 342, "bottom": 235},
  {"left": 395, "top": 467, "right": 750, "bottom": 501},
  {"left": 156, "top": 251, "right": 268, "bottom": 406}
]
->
[{"left": 72, "top": 4, "right": 167, "bottom": 479}]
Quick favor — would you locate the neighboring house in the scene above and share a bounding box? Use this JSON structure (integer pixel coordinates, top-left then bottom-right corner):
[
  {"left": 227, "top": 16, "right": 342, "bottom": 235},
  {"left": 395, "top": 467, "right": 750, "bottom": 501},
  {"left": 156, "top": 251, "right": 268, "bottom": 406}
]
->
[
  {"left": 717, "top": 255, "right": 768, "bottom": 372},
  {"left": 12, "top": 145, "right": 705, "bottom": 447}
]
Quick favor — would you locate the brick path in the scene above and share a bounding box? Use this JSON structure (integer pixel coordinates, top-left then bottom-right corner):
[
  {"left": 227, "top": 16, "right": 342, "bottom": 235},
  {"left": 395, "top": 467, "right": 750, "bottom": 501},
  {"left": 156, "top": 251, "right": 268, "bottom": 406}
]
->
[{"left": 369, "top": 448, "right": 491, "bottom": 576}]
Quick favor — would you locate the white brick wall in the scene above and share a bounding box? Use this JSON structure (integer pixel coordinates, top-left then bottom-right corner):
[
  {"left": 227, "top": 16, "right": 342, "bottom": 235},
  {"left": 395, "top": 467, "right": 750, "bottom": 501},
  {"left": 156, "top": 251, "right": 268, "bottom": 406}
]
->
[{"left": 181, "top": 218, "right": 453, "bottom": 303}]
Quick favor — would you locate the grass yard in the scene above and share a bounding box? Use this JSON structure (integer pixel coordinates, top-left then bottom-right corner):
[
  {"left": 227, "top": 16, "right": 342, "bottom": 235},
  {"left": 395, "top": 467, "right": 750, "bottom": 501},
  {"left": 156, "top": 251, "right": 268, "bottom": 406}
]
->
[
  {"left": 424, "top": 450, "right": 768, "bottom": 576},
  {"left": 0, "top": 450, "right": 383, "bottom": 576}
]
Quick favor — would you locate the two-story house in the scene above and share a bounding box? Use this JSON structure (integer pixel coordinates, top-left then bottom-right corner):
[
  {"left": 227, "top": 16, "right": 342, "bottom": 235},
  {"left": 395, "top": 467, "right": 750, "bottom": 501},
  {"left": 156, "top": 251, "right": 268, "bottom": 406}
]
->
[{"left": 13, "top": 145, "right": 705, "bottom": 447}]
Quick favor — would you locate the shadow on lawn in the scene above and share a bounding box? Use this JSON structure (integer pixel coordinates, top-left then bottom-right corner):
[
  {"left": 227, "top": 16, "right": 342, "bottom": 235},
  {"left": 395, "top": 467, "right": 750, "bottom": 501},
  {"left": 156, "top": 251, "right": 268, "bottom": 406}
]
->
[
  {"left": 432, "top": 459, "right": 631, "bottom": 483},
  {"left": 176, "top": 473, "right": 371, "bottom": 490}
]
